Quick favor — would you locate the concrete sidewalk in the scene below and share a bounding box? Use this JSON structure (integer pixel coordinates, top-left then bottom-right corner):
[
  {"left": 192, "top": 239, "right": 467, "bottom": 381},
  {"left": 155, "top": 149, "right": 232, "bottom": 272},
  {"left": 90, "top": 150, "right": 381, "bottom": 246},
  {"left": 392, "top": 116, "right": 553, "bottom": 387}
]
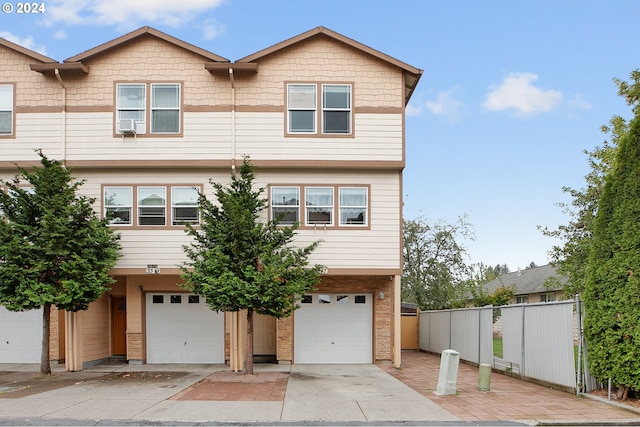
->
[
  {"left": 1, "top": 352, "right": 640, "bottom": 425},
  {"left": 0, "top": 361, "right": 458, "bottom": 425}
]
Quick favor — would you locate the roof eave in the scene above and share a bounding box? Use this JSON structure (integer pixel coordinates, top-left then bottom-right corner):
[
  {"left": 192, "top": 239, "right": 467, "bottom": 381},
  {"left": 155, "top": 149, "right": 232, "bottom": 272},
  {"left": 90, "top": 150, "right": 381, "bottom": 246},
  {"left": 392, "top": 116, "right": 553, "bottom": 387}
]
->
[
  {"left": 64, "top": 26, "right": 229, "bottom": 63},
  {"left": 30, "top": 62, "right": 90, "bottom": 74}
]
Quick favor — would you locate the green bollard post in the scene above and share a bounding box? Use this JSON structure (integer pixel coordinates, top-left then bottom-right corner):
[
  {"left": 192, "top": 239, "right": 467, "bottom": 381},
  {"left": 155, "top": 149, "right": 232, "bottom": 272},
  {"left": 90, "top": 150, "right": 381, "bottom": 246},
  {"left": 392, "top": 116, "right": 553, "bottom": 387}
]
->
[{"left": 478, "top": 363, "right": 491, "bottom": 392}]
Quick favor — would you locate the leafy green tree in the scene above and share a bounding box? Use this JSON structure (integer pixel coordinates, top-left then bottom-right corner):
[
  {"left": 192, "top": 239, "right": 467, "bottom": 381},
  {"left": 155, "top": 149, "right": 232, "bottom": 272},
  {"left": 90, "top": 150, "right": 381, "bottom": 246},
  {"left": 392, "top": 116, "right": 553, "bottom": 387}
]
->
[
  {"left": 584, "top": 70, "right": 640, "bottom": 399},
  {"left": 180, "top": 158, "right": 324, "bottom": 374},
  {"left": 541, "top": 72, "right": 638, "bottom": 297},
  {"left": 402, "top": 215, "right": 473, "bottom": 310},
  {"left": 0, "top": 151, "right": 121, "bottom": 375}
]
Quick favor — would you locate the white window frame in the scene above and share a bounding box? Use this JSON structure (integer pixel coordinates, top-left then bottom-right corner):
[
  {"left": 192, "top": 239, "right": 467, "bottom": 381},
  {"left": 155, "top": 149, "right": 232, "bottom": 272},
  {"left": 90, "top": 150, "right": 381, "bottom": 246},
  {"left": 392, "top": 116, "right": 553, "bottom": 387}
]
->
[
  {"left": 0, "top": 84, "right": 14, "bottom": 136},
  {"left": 138, "top": 186, "right": 167, "bottom": 226},
  {"left": 339, "top": 187, "right": 367, "bottom": 226},
  {"left": 305, "top": 187, "right": 334, "bottom": 226},
  {"left": 171, "top": 186, "right": 199, "bottom": 225},
  {"left": 116, "top": 83, "right": 146, "bottom": 134},
  {"left": 270, "top": 186, "right": 300, "bottom": 225},
  {"left": 515, "top": 295, "right": 528, "bottom": 304},
  {"left": 540, "top": 293, "right": 555, "bottom": 303},
  {"left": 322, "top": 84, "right": 351, "bottom": 134},
  {"left": 151, "top": 83, "right": 181, "bottom": 134},
  {"left": 104, "top": 186, "right": 133, "bottom": 226},
  {"left": 287, "top": 84, "right": 316, "bottom": 134}
]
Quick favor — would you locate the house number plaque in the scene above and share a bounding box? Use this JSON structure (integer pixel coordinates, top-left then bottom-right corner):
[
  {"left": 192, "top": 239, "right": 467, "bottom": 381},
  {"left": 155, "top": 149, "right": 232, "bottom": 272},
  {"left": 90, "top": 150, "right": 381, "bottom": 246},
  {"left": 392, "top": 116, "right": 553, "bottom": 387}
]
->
[{"left": 146, "top": 264, "right": 160, "bottom": 274}]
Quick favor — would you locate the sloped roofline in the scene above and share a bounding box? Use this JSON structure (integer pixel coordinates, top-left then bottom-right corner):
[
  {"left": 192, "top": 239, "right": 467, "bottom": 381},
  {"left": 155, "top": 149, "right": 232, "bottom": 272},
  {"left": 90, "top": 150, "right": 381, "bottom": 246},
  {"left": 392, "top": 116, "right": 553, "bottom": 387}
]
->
[
  {"left": 236, "top": 26, "right": 423, "bottom": 104},
  {"left": 64, "top": 26, "right": 229, "bottom": 63},
  {"left": 0, "top": 37, "right": 57, "bottom": 63}
]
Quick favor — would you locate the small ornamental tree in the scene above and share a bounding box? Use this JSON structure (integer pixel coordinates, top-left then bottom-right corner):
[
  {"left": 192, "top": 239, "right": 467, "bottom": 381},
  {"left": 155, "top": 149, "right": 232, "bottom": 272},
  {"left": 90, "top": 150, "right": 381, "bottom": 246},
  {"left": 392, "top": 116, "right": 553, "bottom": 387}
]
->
[
  {"left": 180, "top": 158, "right": 323, "bottom": 374},
  {"left": 584, "top": 87, "right": 640, "bottom": 399},
  {"left": 0, "top": 151, "right": 121, "bottom": 375}
]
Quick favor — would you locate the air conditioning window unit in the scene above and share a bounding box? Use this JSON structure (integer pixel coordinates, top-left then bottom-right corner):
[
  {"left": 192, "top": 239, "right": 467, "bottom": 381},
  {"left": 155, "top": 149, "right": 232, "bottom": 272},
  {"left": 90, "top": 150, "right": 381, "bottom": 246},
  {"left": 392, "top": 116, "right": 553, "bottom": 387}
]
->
[{"left": 119, "top": 119, "right": 136, "bottom": 134}]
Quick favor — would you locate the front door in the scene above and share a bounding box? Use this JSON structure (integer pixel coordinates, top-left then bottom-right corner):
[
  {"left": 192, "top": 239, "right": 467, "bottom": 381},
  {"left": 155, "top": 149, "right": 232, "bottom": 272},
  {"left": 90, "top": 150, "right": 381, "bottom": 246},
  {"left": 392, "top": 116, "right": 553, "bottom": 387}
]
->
[{"left": 112, "top": 297, "right": 127, "bottom": 356}]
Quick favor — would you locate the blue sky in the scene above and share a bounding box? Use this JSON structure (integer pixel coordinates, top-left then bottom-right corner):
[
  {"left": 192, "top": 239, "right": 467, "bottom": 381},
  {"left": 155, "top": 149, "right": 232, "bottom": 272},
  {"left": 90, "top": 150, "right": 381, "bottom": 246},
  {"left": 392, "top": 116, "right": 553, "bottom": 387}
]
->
[{"left": 1, "top": 0, "right": 638, "bottom": 272}]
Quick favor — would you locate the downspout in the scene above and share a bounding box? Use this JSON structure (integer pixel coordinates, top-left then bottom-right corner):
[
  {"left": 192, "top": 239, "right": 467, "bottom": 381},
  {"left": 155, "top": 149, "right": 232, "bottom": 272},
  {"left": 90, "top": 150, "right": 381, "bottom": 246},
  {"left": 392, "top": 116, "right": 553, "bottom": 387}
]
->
[
  {"left": 54, "top": 68, "right": 67, "bottom": 163},
  {"left": 229, "top": 68, "right": 236, "bottom": 173}
]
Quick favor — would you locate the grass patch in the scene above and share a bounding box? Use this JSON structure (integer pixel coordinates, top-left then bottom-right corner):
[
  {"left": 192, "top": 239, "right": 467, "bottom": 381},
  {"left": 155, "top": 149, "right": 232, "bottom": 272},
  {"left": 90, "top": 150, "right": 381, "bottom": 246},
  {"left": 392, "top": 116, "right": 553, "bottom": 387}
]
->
[{"left": 493, "top": 336, "right": 503, "bottom": 358}]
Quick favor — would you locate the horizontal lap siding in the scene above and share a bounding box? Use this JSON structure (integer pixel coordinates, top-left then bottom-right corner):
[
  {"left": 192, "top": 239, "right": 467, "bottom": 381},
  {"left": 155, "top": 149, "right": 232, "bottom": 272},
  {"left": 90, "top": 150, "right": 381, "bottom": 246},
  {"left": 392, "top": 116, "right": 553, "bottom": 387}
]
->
[
  {"left": 0, "top": 113, "right": 63, "bottom": 160},
  {"left": 235, "top": 112, "right": 403, "bottom": 161},
  {"left": 65, "top": 112, "right": 233, "bottom": 160}
]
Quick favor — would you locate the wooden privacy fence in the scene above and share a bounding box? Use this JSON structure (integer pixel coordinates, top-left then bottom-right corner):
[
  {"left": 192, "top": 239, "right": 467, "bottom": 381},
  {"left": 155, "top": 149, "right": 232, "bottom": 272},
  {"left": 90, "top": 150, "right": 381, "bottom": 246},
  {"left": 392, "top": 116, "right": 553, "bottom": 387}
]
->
[{"left": 419, "top": 300, "right": 584, "bottom": 393}]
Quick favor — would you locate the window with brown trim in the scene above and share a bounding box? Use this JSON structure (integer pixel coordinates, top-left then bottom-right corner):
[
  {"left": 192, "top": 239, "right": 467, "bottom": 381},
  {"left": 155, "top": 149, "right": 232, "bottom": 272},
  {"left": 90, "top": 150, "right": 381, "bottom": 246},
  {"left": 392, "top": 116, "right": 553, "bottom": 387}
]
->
[
  {"left": 116, "top": 82, "right": 181, "bottom": 135},
  {"left": 103, "top": 184, "right": 200, "bottom": 227},
  {"left": 286, "top": 83, "right": 352, "bottom": 136},
  {"left": 0, "top": 85, "right": 14, "bottom": 136},
  {"left": 269, "top": 184, "right": 368, "bottom": 228}
]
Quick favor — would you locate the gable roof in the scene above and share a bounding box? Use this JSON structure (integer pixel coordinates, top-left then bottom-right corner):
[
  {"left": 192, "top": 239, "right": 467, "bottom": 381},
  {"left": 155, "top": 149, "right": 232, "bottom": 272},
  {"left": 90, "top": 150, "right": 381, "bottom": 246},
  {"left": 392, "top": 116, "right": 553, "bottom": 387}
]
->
[
  {"left": 483, "top": 264, "right": 566, "bottom": 296},
  {"left": 236, "top": 26, "right": 423, "bottom": 104},
  {"left": 0, "top": 37, "right": 57, "bottom": 63},
  {"left": 64, "top": 26, "right": 229, "bottom": 63}
]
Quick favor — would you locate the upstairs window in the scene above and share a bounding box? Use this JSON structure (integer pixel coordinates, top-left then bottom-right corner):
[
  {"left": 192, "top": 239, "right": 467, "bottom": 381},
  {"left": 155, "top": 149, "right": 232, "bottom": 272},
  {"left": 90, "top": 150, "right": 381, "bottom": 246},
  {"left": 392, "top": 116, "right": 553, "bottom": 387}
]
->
[
  {"left": 287, "top": 83, "right": 352, "bottom": 136},
  {"left": 339, "top": 187, "right": 367, "bottom": 226},
  {"left": 271, "top": 186, "right": 299, "bottom": 225},
  {"left": 0, "top": 85, "right": 14, "bottom": 136},
  {"left": 287, "top": 84, "right": 316, "bottom": 134},
  {"left": 104, "top": 185, "right": 201, "bottom": 228},
  {"left": 116, "top": 84, "right": 145, "bottom": 134},
  {"left": 305, "top": 187, "right": 333, "bottom": 226},
  {"left": 322, "top": 84, "right": 351, "bottom": 134},
  {"left": 115, "top": 82, "right": 181, "bottom": 135},
  {"left": 151, "top": 84, "right": 180, "bottom": 134},
  {"left": 138, "top": 187, "right": 166, "bottom": 226},
  {"left": 171, "top": 186, "right": 199, "bottom": 225},
  {"left": 104, "top": 186, "right": 133, "bottom": 225}
]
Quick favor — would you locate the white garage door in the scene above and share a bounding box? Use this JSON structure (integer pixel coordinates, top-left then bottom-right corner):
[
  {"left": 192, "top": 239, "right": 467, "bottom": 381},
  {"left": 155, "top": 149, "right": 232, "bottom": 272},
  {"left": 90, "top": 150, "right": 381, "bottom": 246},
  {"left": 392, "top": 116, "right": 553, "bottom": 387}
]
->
[
  {"left": 146, "top": 293, "right": 224, "bottom": 364},
  {"left": 294, "top": 293, "right": 372, "bottom": 363},
  {"left": 0, "top": 307, "right": 42, "bottom": 363}
]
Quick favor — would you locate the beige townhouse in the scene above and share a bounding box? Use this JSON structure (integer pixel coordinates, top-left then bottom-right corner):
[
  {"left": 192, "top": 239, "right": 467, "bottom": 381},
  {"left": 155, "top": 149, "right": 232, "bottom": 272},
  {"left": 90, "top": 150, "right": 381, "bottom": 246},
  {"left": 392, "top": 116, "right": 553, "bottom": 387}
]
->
[{"left": 0, "top": 26, "right": 422, "bottom": 370}]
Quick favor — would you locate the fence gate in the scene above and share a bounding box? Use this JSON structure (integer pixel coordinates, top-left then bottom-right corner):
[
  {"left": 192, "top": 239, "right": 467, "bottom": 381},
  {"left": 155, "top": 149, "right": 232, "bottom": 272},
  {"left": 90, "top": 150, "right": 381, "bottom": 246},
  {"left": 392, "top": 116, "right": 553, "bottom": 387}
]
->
[{"left": 401, "top": 314, "right": 419, "bottom": 350}]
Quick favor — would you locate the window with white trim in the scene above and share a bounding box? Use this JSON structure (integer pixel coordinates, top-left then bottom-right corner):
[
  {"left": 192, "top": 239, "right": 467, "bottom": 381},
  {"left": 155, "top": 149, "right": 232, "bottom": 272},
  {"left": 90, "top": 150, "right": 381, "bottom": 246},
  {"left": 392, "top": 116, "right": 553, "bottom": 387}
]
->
[
  {"left": 270, "top": 185, "right": 368, "bottom": 228},
  {"left": 287, "top": 84, "right": 352, "bottom": 135},
  {"left": 540, "top": 293, "right": 555, "bottom": 303},
  {"left": 270, "top": 186, "right": 300, "bottom": 225},
  {"left": 115, "top": 83, "right": 181, "bottom": 135},
  {"left": 151, "top": 83, "right": 180, "bottom": 133},
  {"left": 104, "top": 185, "right": 201, "bottom": 227},
  {"left": 116, "top": 84, "right": 145, "bottom": 134},
  {"left": 171, "top": 186, "right": 199, "bottom": 225},
  {"left": 0, "top": 85, "right": 14, "bottom": 135},
  {"left": 287, "top": 84, "right": 316, "bottom": 133},
  {"left": 516, "top": 295, "right": 528, "bottom": 304},
  {"left": 104, "top": 186, "right": 133, "bottom": 225},
  {"left": 138, "top": 187, "right": 166, "bottom": 226},
  {"left": 339, "top": 187, "right": 367, "bottom": 226},
  {"left": 322, "top": 84, "right": 351, "bottom": 134},
  {"left": 305, "top": 187, "right": 333, "bottom": 226}
]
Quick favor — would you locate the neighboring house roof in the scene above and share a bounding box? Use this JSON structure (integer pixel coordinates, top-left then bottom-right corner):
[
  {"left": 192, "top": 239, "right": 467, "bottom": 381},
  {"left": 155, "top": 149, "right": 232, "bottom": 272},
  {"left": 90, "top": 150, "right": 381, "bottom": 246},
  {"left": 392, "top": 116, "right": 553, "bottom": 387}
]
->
[
  {"left": 0, "top": 37, "right": 57, "bottom": 63},
  {"left": 236, "top": 26, "right": 423, "bottom": 105},
  {"left": 64, "top": 26, "right": 229, "bottom": 63},
  {"left": 483, "top": 264, "right": 565, "bottom": 296}
]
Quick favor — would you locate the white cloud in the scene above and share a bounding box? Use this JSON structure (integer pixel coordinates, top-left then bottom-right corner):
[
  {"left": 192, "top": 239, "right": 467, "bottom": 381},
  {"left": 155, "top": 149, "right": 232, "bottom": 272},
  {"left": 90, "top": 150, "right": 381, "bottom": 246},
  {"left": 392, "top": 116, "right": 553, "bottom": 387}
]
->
[
  {"left": 0, "top": 31, "right": 47, "bottom": 55},
  {"left": 43, "top": 0, "right": 225, "bottom": 31},
  {"left": 202, "top": 18, "right": 224, "bottom": 40},
  {"left": 425, "top": 86, "right": 464, "bottom": 120},
  {"left": 54, "top": 30, "right": 67, "bottom": 40},
  {"left": 483, "top": 72, "right": 563, "bottom": 115}
]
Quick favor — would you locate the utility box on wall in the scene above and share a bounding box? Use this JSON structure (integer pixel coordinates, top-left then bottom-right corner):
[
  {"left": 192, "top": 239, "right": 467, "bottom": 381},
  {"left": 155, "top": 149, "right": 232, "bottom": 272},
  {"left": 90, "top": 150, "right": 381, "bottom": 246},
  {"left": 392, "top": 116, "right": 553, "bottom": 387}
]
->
[{"left": 435, "top": 349, "right": 460, "bottom": 395}]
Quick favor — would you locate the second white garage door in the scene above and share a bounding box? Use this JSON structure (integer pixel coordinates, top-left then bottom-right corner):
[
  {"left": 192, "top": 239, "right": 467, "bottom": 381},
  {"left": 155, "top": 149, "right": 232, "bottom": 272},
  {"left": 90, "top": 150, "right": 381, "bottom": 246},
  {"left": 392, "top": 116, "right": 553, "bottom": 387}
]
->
[
  {"left": 0, "top": 307, "right": 42, "bottom": 363},
  {"left": 294, "top": 293, "right": 372, "bottom": 363},
  {"left": 146, "top": 293, "right": 224, "bottom": 364}
]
